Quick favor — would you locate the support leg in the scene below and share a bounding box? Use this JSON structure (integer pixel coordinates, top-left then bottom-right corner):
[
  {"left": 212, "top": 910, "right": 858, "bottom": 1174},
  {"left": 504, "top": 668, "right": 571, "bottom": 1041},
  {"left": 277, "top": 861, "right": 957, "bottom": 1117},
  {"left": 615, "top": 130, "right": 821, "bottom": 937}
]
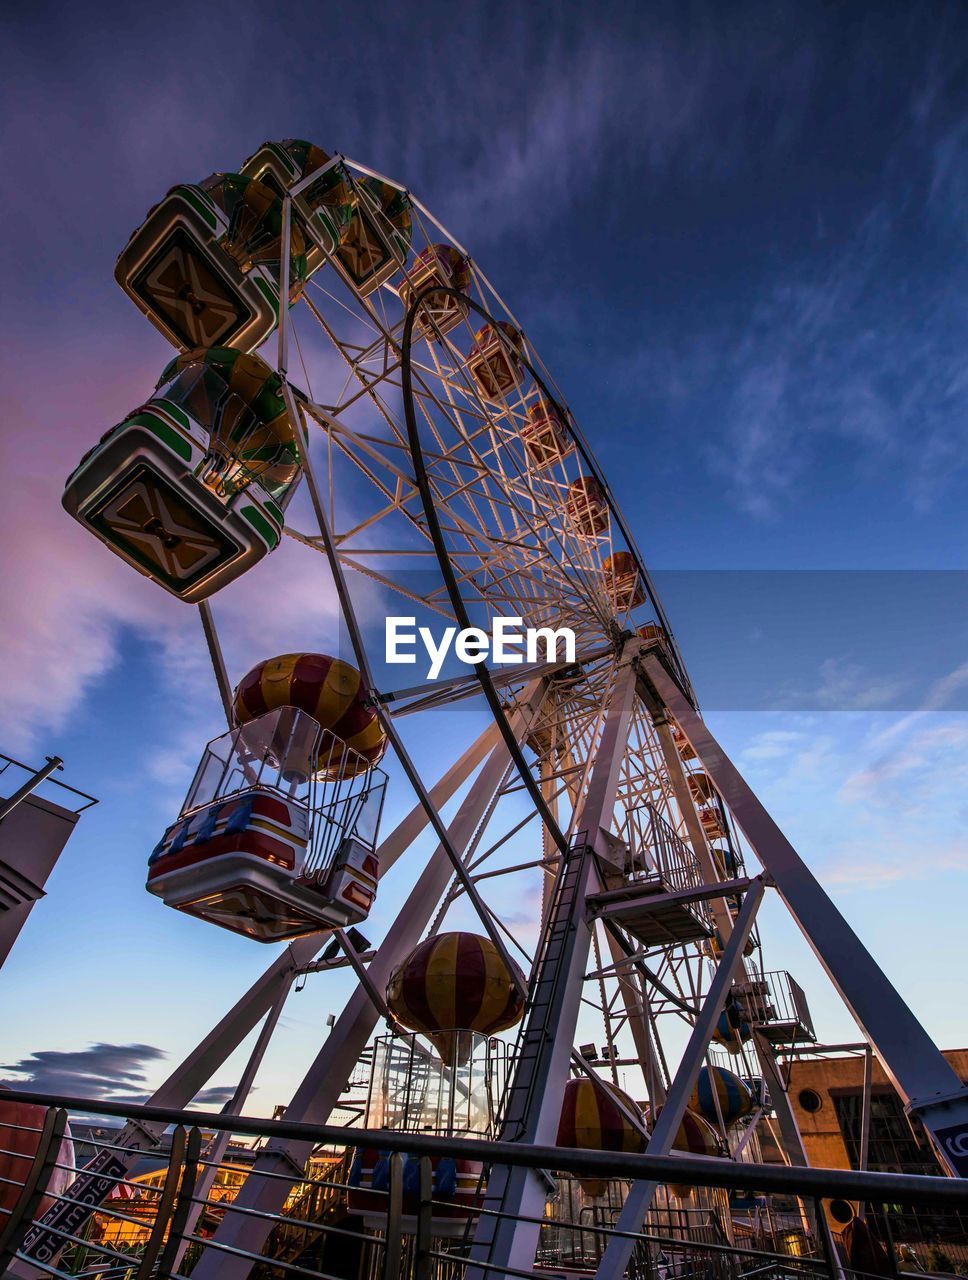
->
[
  {"left": 192, "top": 697, "right": 541, "bottom": 1280},
  {"left": 592, "top": 876, "right": 766, "bottom": 1280},
  {"left": 466, "top": 646, "right": 640, "bottom": 1279},
  {"left": 753, "top": 1033, "right": 826, "bottom": 1248},
  {"left": 168, "top": 974, "right": 293, "bottom": 1275},
  {"left": 641, "top": 654, "right": 968, "bottom": 1173},
  {"left": 11, "top": 723, "right": 497, "bottom": 1276}
]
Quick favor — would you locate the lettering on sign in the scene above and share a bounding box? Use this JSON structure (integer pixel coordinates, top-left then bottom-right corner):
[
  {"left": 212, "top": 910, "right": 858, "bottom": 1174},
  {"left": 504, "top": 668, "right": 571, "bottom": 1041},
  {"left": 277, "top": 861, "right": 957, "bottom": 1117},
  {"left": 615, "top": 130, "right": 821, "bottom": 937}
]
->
[
  {"left": 934, "top": 1122, "right": 968, "bottom": 1177},
  {"left": 22, "top": 1148, "right": 131, "bottom": 1263}
]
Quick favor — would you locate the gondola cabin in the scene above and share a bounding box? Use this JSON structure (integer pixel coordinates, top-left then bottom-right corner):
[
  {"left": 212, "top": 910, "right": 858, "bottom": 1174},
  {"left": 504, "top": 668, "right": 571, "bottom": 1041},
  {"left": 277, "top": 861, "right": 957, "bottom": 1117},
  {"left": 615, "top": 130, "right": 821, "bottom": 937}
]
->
[
  {"left": 347, "top": 1030, "right": 509, "bottom": 1236},
  {"left": 62, "top": 349, "right": 300, "bottom": 603},
  {"left": 147, "top": 706, "right": 386, "bottom": 942},
  {"left": 688, "top": 1065, "right": 753, "bottom": 1127},
  {"left": 704, "top": 920, "right": 757, "bottom": 961},
  {"left": 347, "top": 1149, "right": 484, "bottom": 1238},
  {"left": 712, "top": 998, "right": 752, "bottom": 1054},
  {"left": 556, "top": 1076, "right": 645, "bottom": 1198},
  {"left": 386, "top": 933, "right": 526, "bottom": 1065},
  {"left": 672, "top": 723, "right": 697, "bottom": 760},
  {"left": 687, "top": 771, "right": 716, "bottom": 804},
  {"left": 335, "top": 177, "right": 412, "bottom": 296},
  {"left": 232, "top": 652, "right": 387, "bottom": 779},
  {"left": 565, "top": 475, "right": 608, "bottom": 538},
  {"left": 240, "top": 139, "right": 356, "bottom": 273},
  {"left": 603, "top": 551, "right": 644, "bottom": 612},
  {"left": 646, "top": 1105, "right": 724, "bottom": 1199},
  {"left": 710, "top": 843, "right": 739, "bottom": 881},
  {"left": 115, "top": 173, "right": 307, "bottom": 353},
  {"left": 398, "top": 243, "right": 471, "bottom": 338},
  {"left": 637, "top": 622, "right": 673, "bottom": 656},
  {"left": 521, "top": 399, "right": 573, "bottom": 470},
  {"left": 699, "top": 806, "right": 726, "bottom": 838},
  {"left": 467, "top": 322, "right": 525, "bottom": 403}
]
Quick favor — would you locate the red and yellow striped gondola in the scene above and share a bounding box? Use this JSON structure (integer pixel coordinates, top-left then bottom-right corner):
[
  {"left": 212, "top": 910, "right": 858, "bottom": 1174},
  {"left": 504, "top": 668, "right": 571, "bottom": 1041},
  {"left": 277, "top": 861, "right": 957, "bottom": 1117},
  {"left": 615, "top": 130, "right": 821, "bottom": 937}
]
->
[
  {"left": 646, "top": 1103, "right": 723, "bottom": 1199},
  {"left": 467, "top": 321, "right": 526, "bottom": 403},
  {"left": 603, "top": 551, "right": 645, "bottom": 612},
  {"left": 565, "top": 475, "right": 608, "bottom": 538},
  {"left": 557, "top": 1076, "right": 645, "bottom": 1197},
  {"left": 233, "top": 653, "right": 386, "bottom": 779},
  {"left": 386, "top": 932, "right": 526, "bottom": 1065},
  {"left": 521, "top": 399, "right": 573, "bottom": 471},
  {"left": 398, "top": 243, "right": 472, "bottom": 337}
]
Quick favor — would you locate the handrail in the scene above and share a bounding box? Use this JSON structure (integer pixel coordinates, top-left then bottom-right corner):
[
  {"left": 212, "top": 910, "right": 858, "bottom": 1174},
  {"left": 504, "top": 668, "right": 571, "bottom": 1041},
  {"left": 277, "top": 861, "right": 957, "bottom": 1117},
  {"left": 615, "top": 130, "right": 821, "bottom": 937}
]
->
[
  {"left": 0, "top": 752, "right": 97, "bottom": 813},
  {"left": 1, "top": 1089, "right": 966, "bottom": 1207}
]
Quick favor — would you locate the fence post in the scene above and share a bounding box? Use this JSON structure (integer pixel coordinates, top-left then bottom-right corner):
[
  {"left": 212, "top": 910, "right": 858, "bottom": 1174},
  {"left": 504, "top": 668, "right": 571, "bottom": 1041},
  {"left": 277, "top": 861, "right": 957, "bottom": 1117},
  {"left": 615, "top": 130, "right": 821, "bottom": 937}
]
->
[
  {"left": 136, "top": 1125, "right": 188, "bottom": 1279},
  {"left": 814, "top": 1198, "right": 840, "bottom": 1280},
  {"left": 382, "top": 1151, "right": 405, "bottom": 1280},
  {"left": 0, "top": 1106, "right": 69, "bottom": 1267},
  {"left": 155, "top": 1126, "right": 202, "bottom": 1278},
  {"left": 877, "top": 1202, "right": 901, "bottom": 1279},
  {"left": 414, "top": 1156, "right": 433, "bottom": 1280}
]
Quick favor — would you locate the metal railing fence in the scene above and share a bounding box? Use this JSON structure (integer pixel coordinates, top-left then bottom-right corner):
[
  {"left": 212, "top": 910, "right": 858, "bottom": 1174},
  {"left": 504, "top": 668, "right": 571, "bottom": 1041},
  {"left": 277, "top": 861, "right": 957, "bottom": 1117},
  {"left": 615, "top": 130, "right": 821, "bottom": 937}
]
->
[{"left": 1, "top": 1089, "right": 966, "bottom": 1280}]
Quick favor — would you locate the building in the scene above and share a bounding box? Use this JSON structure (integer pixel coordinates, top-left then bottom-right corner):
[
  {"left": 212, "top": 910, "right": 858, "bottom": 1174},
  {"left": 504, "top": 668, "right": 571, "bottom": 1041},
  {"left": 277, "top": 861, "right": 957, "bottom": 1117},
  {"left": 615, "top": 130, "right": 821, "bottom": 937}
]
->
[
  {"left": 786, "top": 1048, "right": 968, "bottom": 1176},
  {"left": 784, "top": 1047, "right": 968, "bottom": 1270}
]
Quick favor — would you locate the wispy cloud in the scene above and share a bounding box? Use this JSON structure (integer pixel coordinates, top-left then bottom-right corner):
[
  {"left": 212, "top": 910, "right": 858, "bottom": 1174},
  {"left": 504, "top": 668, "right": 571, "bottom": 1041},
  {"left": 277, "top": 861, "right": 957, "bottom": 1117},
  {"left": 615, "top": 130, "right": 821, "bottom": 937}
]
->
[
  {"left": 423, "top": 17, "right": 818, "bottom": 243},
  {"left": 0, "top": 1042, "right": 166, "bottom": 1101},
  {"left": 842, "top": 661, "right": 968, "bottom": 801},
  {"left": 191, "top": 1084, "right": 247, "bottom": 1108},
  {"left": 823, "top": 840, "right": 967, "bottom": 890},
  {"left": 768, "top": 657, "right": 909, "bottom": 714},
  {"left": 733, "top": 683, "right": 968, "bottom": 893},
  {"left": 0, "top": 330, "right": 346, "bottom": 760}
]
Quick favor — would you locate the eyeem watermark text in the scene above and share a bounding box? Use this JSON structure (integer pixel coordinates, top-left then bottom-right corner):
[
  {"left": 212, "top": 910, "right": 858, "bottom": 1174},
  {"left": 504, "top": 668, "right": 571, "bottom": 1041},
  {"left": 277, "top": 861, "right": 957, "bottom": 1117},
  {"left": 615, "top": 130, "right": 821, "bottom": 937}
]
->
[{"left": 386, "top": 617, "right": 576, "bottom": 680}]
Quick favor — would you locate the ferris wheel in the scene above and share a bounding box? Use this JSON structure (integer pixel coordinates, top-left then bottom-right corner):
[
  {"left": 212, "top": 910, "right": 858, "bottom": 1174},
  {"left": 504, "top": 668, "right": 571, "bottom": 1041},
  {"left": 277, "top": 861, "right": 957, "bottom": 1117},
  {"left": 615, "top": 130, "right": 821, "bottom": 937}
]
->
[{"left": 43, "top": 138, "right": 968, "bottom": 1279}]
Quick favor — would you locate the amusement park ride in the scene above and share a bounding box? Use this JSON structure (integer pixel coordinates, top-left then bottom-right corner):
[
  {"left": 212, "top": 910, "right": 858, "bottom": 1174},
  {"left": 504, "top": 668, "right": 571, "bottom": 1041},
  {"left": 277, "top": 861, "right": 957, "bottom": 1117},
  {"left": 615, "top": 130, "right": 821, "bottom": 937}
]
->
[{"left": 14, "top": 138, "right": 968, "bottom": 1277}]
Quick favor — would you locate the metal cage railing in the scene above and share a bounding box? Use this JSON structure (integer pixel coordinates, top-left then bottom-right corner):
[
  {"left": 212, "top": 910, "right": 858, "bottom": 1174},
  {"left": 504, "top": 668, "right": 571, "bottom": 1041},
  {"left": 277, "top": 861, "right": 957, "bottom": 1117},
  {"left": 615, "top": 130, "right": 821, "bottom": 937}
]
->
[{"left": 1, "top": 1088, "right": 966, "bottom": 1280}]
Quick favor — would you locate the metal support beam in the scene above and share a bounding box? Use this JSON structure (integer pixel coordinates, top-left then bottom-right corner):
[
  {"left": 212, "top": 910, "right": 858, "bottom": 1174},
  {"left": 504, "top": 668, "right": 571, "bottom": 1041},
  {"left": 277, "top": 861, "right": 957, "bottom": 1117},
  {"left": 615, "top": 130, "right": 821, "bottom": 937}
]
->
[
  {"left": 197, "top": 603, "right": 233, "bottom": 727},
  {"left": 752, "top": 1031, "right": 826, "bottom": 1247},
  {"left": 857, "top": 1043, "right": 874, "bottom": 1220},
  {"left": 167, "top": 975, "right": 293, "bottom": 1275},
  {"left": 593, "top": 875, "right": 765, "bottom": 1280},
  {"left": 646, "top": 701, "right": 734, "bottom": 941},
  {"left": 602, "top": 925, "right": 667, "bottom": 1105},
  {"left": 860, "top": 1043, "right": 873, "bottom": 1173},
  {"left": 333, "top": 928, "right": 400, "bottom": 1028},
  {"left": 466, "top": 645, "right": 640, "bottom": 1280},
  {"left": 640, "top": 653, "right": 968, "bottom": 1175},
  {"left": 192, "top": 692, "right": 544, "bottom": 1280},
  {"left": 10, "top": 721, "right": 497, "bottom": 1277}
]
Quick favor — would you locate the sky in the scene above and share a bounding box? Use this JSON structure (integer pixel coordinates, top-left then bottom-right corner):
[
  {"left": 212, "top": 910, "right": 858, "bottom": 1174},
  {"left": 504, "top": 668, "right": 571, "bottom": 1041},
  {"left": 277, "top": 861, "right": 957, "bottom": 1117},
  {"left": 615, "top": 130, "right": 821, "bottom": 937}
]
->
[{"left": 1, "top": 0, "right": 966, "bottom": 1113}]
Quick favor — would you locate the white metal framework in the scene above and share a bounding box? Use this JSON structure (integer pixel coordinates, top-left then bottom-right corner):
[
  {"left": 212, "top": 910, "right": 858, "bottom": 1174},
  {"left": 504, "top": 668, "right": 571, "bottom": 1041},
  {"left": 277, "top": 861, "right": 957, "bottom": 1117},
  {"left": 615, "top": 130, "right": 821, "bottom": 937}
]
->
[{"left": 17, "top": 151, "right": 968, "bottom": 1280}]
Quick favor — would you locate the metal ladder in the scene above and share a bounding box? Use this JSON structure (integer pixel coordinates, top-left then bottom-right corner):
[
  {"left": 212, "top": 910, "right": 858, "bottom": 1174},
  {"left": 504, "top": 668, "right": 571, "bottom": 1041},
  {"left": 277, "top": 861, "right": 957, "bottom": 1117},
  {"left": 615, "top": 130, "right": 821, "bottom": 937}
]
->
[
  {"left": 459, "top": 838, "right": 594, "bottom": 1273},
  {"left": 498, "top": 837, "right": 590, "bottom": 1142}
]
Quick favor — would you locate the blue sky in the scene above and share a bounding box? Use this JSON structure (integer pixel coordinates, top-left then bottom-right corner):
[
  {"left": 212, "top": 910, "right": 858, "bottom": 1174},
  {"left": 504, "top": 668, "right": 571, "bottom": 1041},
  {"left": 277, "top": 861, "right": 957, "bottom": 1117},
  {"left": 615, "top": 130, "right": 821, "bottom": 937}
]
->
[{"left": 1, "top": 0, "right": 966, "bottom": 1109}]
